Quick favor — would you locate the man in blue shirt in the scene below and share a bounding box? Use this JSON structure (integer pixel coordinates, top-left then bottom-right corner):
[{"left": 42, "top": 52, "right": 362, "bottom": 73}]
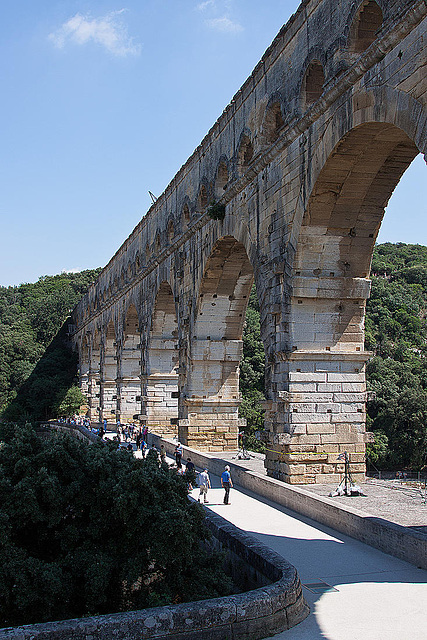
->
[{"left": 221, "top": 465, "right": 233, "bottom": 504}]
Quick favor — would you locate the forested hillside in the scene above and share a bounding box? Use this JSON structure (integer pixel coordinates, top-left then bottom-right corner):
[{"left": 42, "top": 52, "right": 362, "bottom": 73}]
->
[
  {"left": 0, "top": 269, "right": 101, "bottom": 420},
  {"left": 1, "top": 245, "right": 426, "bottom": 469}
]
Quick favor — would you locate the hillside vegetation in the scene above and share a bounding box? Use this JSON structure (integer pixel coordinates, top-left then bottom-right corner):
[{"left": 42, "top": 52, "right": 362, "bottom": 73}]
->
[
  {"left": 1, "top": 244, "right": 426, "bottom": 469},
  {"left": 0, "top": 270, "right": 101, "bottom": 420}
]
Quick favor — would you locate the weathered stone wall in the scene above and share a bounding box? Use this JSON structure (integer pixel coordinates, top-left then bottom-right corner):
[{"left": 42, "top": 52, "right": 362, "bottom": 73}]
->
[
  {"left": 0, "top": 512, "right": 309, "bottom": 640},
  {"left": 70, "top": 0, "right": 427, "bottom": 482}
]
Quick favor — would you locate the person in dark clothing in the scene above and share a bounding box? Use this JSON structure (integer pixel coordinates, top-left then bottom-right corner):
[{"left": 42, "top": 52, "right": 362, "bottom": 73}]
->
[{"left": 221, "top": 465, "right": 233, "bottom": 504}]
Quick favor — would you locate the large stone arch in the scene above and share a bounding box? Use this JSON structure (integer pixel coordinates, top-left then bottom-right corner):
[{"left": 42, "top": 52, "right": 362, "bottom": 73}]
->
[
  {"left": 118, "top": 304, "right": 142, "bottom": 423},
  {"left": 145, "top": 281, "right": 179, "bottom": 437},
  {"left": 79, "top": 335, "right": 90, "bottom": 399},
  {"left": 87, "top": 330, "right": 101, "bottom": 422},
  {"left": 100, "top": 319, "right": 118, "bottom": 424},
  {"left": 265, "top": 119, "right": 423, "bottom": 484},
  {"left": 179, "top": 236, "right": 254, "bottom": 451}
]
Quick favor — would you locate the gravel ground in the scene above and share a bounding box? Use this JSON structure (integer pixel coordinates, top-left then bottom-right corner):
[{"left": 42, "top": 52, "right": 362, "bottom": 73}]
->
[{"left": 220, "top": 451, "right": 427, "bottom": 532}]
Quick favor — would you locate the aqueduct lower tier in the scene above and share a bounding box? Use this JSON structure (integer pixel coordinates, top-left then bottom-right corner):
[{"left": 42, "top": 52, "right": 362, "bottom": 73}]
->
[{"left": 71, "top": 0, "right": 427, "bottom": 484}]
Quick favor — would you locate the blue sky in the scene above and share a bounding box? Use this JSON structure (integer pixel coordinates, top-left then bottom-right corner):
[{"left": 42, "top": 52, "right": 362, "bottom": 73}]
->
[{"left": 0, "top": 1, "right": 425, "bottom": 287}]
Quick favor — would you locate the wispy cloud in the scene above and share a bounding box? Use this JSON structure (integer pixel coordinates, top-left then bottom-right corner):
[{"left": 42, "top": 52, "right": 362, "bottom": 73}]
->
[
  {"left": 196, "top": 0, "right": 243, "bottom": 34},
  {"left": 197, "top": 0, "right": 216, "bottom": 9},
  {"left": 206, "top": 16, "right": 243, "bottom": 33},
  {"left": 48, "top": 10, "right": 141, "bottom": 57}
]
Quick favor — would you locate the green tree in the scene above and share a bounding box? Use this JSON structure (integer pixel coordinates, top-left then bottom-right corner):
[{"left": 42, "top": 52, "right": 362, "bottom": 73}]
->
[
  {"left": 53, "top": 385, "right": 87, "bottom": 418},
  {"left": 0, "top": 424, "right": 232, "bottom": 627}
]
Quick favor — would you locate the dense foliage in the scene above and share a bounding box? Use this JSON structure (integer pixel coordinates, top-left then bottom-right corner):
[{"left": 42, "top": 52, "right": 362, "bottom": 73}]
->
[
  {"left": 0, "top": 270, "right": 100, "bottom": 421},
  {"left": 239, "top": 243, "right": 427, "bottom": 469},
  {"left": 365, "top": 243, "right": 427, "bottom": 469},
  {"left": 0, "top": 424, "right": 232, "bottom": 627}
]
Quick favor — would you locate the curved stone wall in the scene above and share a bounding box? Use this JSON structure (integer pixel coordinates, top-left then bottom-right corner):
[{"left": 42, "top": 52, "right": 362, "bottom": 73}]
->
[{"left": 0, "top": 512, "right": 309, "bottom": 640}]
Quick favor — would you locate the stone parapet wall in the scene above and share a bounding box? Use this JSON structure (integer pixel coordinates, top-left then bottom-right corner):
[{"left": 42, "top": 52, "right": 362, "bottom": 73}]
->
[
  {"left": 0, "top": 511, "right": 308, "bottom": 640},
  {"left": 151, "top": 437, "right": 427, "bottom": 572}
]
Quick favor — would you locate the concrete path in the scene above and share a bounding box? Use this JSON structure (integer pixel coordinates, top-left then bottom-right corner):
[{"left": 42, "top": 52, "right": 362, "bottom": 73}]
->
[{"left": 190, "top": 471, "right": 427, "bottom": 640}]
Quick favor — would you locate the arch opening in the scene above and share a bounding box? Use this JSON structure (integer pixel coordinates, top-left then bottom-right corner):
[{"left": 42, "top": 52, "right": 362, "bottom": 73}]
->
[
  {"left": 120, "top": 305, "right": 142, "bottom": 423},
  {"left": 349, "top": 1, "right": 383, "bottom": 54},
  {"left": 271, "top": 122, "right": 421, "bottom": 485},
  {"left": 303, "top": 61, "right": 325, "bottom": 106},
  {"left": 101, "top": 321, "right": 117, "bottom": 424},
  {"left": 237, "top": 135, "right": 254, "bottom": 173},
  {"left": 87, "top": 331, "right": 101, "bottom": 422},
  {"left": 147, "top": 282, "right": 179, "bottom": 437},
  {"left": 182, "top": 237, "right": 256, "bottom": 451},
  {"left": 198, "top": 185, "right": 208, "bottom": 213},
  {"left": 263, "top": 101, "right": 285, "bottom": 144},
  {"left": 215, "top": 161, "right": 229, "bottom": 200}
]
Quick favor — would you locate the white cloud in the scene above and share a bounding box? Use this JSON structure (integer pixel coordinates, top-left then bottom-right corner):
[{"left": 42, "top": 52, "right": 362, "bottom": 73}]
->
[
  {"left": 197, "top": 0, "right": 216, "bottom": 10},
  {"left": 206, "top": 16, "right": 243, "bottom": 33},
  {"left": 48, "top": 10, "right": 141, "bottom": 57}
]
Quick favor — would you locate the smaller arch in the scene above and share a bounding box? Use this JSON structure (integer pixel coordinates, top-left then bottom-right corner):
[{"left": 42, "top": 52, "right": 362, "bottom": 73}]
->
[
  {"left": 154, "top": 233, "right": 161, "bottom": 257},
  {"left": 237, "top": 133, "right": 254, "bottom": 173},
  {"left": 349, "top": 1, "right": 383, "bottom": 54},
  {"left": 262, "top": 100, "right": 285, "bottom": 144},
  {"left": 197, "top": 184, "right": 209, "bottom": 213},
  {"left": 303, "top": 61, "right": 325, "bottom": 107},
  {"left": 145, "top": 243, "right": 151, "bottom": 265},
  {"left": 182, "top": 202, "right": 191, "bottom": 230},
  {"left": 167, "top": 219, "right": 175, "bottom": 243},
  {"left": 214, "top": 159, "right": 229, "bottom": 200}
]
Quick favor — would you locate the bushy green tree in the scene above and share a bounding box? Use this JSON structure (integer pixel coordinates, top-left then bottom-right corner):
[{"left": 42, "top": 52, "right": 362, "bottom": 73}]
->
[
  {"left": 366, "top": 243, "right": 427, "bottom": 469},
  {"left": 0, "top": 425, "right": 232, "bottom": 627}
]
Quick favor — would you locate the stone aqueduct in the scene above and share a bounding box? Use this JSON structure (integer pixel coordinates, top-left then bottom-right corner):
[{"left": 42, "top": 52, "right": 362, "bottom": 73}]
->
[{"left": 71, "top": 0, "right": 427, "bottom": 484}]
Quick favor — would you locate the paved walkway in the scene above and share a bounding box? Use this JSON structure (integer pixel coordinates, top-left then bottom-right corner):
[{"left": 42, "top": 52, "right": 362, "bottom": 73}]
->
[
  {"left": 190, "top": 468, "right": 427, "bottom": 640},
  {"left": 112, "top": 434, "right": 427, "bottom": 638}
]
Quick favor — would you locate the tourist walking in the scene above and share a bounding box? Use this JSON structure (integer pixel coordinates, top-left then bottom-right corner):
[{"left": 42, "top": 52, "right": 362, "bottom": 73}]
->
[
  {"left": 221, "top": 465, "right": 233, "bottom": 504},
  {"left": 175, "top": 442, "right": 183, "bottom": 468},
  {"left": 160, "top": 444, "right": 166, "bottom": 464},
  {"left": 185, "top": 457, "right": 195, "bottom": 490},
  {"left": 197, "top": 469, "right": 211, "bottom": 503}
]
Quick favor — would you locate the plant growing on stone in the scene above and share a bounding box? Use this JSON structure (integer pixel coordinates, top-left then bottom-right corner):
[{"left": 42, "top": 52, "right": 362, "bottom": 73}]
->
[{"left": 207, "top": 201, "right": 226, "bottom": 221}]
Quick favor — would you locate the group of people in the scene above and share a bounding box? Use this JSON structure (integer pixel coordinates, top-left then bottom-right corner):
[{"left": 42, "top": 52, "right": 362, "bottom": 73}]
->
[
  {"left": 173, "top": 443, "right": 233, "bottom": 505},
  {"left": 195, "top": 465, "right": 233, "bottom": 505}
]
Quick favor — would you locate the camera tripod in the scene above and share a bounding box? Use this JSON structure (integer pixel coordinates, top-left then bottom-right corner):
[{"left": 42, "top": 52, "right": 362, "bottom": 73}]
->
[{"left": 329, "top": 451, "right": 365, "bottom": 497}]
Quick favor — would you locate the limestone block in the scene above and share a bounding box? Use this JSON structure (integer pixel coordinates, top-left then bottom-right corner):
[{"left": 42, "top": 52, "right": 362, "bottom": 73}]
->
[
  {"left": 287, "top": 453, "right": 327, "bottom": 462},
  {"left": 333, "top": 392, "right": 367, "bottom": 403},
  {"left": 342, "top": 382, "right": 366, "bottom": 392},
  {"left": 289, "top": 383, "right": 318, "bottom": 392},
  {"left": 327, "top": 373, "right": 365, "bottom": 383},
  {"left": 321, "top": 464, "right": 336, "bottom": 474},
  {"left": 317, "top": 383, "right": 342, "bottom": 392},
  {"left": 288, "top": 372, "right": 327, "bottom": 382},
  {"left": 321, "top": 433, "right": 359, "bottom": 444},
  {"left": 290, "top": 403, "right": 316, "bottom": 412},
  {"left": 315, "top": 403, "right": 340, "bottom": 413},
  {"left": 331, "top": 412, "right": 361, "bottom": 423},
  {"left": 306, "top": 424, "right": 335, "bottom": 434},
  {"left": 289, "top": 412, "right": 330, "bottom": 424}
]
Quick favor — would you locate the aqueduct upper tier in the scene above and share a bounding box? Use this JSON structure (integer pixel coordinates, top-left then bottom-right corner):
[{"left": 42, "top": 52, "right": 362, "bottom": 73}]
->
[{"left": 71, "top": 0, "right": 427, "bottom": 484}]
